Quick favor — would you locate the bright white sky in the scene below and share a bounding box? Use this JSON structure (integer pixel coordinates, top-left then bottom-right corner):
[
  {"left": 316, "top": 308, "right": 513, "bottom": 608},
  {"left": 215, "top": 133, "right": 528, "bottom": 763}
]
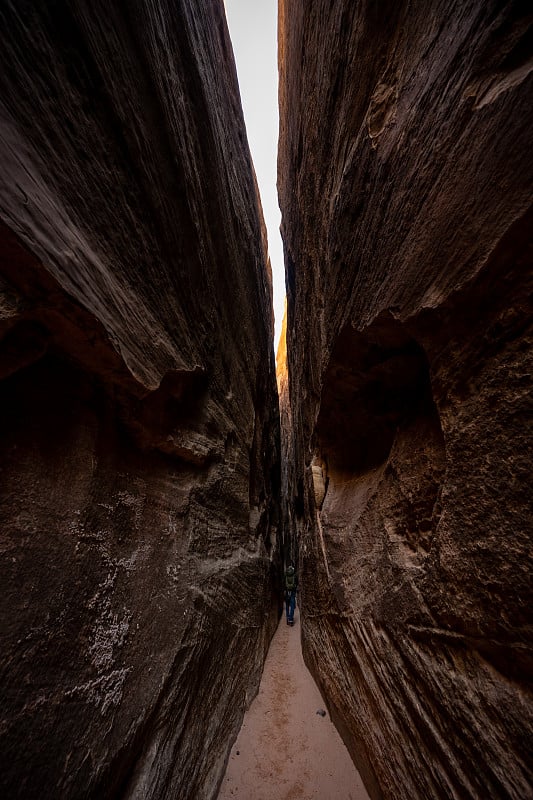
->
[{"left": 224, "top": 0, "right": 285, "bottom": 351}]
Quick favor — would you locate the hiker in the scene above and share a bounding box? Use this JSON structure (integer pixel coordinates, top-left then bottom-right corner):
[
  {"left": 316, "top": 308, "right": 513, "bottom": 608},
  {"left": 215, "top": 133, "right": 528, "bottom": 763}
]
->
[{"left": 284, "top": 564, "right": 298, "bottom": 625}]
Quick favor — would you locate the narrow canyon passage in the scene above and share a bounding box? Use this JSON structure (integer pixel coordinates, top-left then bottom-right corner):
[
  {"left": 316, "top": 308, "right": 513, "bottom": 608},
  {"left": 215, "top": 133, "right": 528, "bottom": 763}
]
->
[
  {"left": 0, "top": 2, "right": 532, "bottom": 799},
  {"left": 218, "top": 607, "right": 369, "bottom": 800}
]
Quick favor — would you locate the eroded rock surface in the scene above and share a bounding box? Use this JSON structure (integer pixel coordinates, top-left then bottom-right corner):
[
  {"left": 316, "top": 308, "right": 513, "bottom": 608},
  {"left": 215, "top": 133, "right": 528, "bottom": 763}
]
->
[
  {"left": 278, "top": 2, "right": 533, "bottom": 798},
  {"left": 0, "top": 2, "right": 280, "bottom": 798}
]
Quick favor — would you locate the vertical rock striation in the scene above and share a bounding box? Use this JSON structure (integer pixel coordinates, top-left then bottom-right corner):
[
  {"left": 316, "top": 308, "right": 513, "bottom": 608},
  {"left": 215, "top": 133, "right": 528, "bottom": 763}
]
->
[
  {"left": 0, "top": 2, "right": 280, "bottom": 798},
  {"left": 278, "top": 2, "right": 532, "bottom": 798}
]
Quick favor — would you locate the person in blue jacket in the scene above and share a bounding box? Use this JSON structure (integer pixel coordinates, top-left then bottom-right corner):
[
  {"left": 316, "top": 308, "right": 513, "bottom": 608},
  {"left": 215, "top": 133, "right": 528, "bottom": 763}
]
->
[{"left": 284, "top": 564, "right": 298, "bottom": 625}]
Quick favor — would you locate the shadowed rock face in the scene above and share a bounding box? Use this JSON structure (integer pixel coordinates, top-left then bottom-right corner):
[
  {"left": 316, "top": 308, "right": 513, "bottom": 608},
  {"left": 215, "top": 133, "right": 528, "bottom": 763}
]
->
[
  {"left": 278, "top": 2, "right": 532, "bottom": 798},
  {"left": 0, "top": 2, "right": 280, "bottom": 798}
]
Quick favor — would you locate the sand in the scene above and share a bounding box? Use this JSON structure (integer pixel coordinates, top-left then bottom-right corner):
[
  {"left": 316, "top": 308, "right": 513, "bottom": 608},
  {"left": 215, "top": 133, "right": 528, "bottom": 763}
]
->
[{"left": 218, "top": 606, "right": 370, "bottom": 800}]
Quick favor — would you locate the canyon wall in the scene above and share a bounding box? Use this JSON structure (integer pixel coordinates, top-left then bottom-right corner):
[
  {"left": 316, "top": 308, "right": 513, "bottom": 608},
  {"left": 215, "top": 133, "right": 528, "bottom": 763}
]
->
[
  {"left": 278, "top": 2, "right": 532, "bottom": 798},
  {"left": 0, "top": 2, "right": 280, "bottom": 798}
]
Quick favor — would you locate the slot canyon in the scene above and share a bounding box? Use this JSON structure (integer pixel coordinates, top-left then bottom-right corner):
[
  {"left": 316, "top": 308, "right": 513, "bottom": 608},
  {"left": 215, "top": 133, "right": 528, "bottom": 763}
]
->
[{"left": 0, "top": 2, "right": 531, "bottom": 799}]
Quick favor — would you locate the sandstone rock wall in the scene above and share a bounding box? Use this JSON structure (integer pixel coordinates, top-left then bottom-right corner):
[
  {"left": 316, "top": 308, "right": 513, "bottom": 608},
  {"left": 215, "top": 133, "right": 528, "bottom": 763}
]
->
[
  {"left": 0, "top": 2, "right": 280, "bottom": 798},
  {"left": 276, "top": 303, "right": 298, "bottom": 567},
  {"left": 278, "top": 2, "right": 532, "bottom": 798}
]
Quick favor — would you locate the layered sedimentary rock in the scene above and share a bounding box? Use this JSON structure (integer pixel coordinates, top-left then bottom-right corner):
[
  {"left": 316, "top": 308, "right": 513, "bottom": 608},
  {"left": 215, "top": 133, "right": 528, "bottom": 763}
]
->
[
  {"left": 278, "top": 2, "right": 532, "bottom": 798},
  {"left": 276, "top": 303, "right": 297, "bottom": 567},
  {"left": 0, "top": 2, "right": 280, "bottom": 798}
]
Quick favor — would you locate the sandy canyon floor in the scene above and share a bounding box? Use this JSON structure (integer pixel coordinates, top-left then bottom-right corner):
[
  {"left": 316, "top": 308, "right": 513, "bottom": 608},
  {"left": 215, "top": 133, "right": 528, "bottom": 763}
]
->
[{"left": 218, "top": 606, "right": 370, "bottom": 800}]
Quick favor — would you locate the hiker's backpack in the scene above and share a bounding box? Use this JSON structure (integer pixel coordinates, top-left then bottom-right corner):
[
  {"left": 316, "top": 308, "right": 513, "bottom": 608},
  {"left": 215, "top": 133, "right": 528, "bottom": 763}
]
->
[{"left": 285, "top": 573, "right": 296, "bottom": 591}]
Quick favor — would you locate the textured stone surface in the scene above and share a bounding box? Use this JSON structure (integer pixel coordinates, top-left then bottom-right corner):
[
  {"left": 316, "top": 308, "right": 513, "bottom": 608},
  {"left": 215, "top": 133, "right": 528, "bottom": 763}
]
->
[
  {"left": 0, "top": 2, "right": 280, "bottom": 798},
  {"left": 278, "top": 2, "right": 533, "bottom": 798}
]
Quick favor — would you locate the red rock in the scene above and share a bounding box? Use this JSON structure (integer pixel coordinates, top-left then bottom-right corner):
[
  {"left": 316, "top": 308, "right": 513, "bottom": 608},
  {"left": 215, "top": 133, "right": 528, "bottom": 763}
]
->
[
  {"left": 0, "top": 3, "right": 280, "bottom": 798},
  {"left": 279, "top": 2, "right": 533, "bottom": 798}
]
